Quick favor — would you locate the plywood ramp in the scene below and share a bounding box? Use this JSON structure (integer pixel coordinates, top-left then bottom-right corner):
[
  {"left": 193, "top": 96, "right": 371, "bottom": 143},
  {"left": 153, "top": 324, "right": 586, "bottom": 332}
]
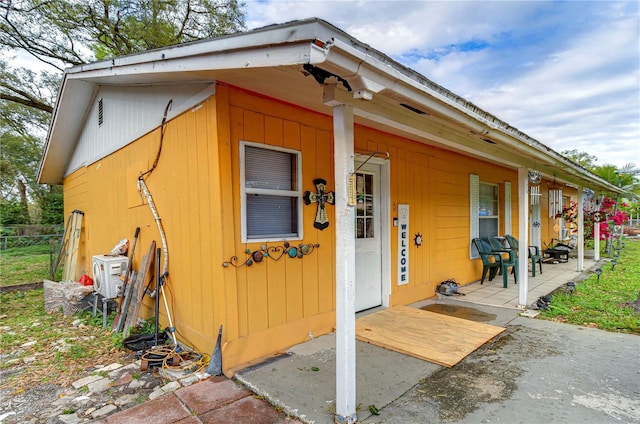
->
[{"left": 356, "top": 305, "right": 504, "bottom": 367}]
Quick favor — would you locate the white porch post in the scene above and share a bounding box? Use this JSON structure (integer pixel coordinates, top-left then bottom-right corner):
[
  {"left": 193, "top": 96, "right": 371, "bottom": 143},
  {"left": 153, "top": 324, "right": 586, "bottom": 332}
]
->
[
  {"left": 577, "top": 187, "right": 584, "bottom": 272},
  {"left": 517, "top": 167, "right": 529, "bottom": 307},
  {"left": 328, "top": 93, "right": 357, "bottom": 423},
  {"left": 594, "top": 220, "right": 600, "bottom": 261}
]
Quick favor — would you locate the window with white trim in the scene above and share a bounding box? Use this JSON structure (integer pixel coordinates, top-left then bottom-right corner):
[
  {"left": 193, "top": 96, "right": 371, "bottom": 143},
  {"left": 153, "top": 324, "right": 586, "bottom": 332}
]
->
[
  {"left": 241, "top": 142, "right": 302, "bottom": 242},
  {"left": 470, "top": 174, "right": 500, "bottom": 258},
  {"left": 479, "top": 182, "right": 499, "bottom": 237}
]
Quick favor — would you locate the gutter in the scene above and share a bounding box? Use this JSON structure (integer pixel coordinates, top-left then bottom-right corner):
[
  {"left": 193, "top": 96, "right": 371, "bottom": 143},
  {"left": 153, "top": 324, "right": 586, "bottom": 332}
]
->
[{"left": 64, "top": 19, "right": 334, "bottom": 76}]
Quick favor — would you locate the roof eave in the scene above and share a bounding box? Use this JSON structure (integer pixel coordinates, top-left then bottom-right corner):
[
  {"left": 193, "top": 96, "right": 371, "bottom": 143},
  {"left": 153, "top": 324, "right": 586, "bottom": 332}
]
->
[
  {"left": 38, "top": 19, "right": 337, "bottom": 184},
  {"left": 39, "top": 18, "right": 623, "bottom": 195},
  {"left": 319, "top": 37, "right": 622, "bottom": 194}
]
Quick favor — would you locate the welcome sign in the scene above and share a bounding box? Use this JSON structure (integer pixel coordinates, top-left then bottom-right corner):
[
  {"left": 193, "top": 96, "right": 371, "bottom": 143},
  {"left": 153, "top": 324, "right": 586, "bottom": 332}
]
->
[{"left": 397, "top": 204, "right": 409, "bottom": 286}]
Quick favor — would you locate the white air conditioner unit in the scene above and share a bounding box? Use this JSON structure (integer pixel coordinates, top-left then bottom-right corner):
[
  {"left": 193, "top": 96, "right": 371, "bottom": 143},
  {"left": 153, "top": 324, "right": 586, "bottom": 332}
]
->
[{"left": 92, "top": 255, "right": 128, "bottom": 299}]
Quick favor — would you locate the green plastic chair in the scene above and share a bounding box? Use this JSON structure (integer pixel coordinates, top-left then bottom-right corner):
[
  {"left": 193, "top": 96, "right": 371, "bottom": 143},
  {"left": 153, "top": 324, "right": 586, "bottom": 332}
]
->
[
  {"left": 528, "top": 246, "right": 543, "bottom": 277},
  {"left": 472, "top": 237, "right": 512, "bottom": 286},
  {"left": 505, "top": 234, "right": 543, "bottom": 277},
  {"left": 484, "top": 236, "right": 518, "bottom": 288}
]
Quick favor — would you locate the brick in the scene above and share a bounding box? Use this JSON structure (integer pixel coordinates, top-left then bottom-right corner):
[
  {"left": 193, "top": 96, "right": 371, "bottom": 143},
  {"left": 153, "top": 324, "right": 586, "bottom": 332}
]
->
[
  {"left": 174, "top": 378, "right": 250, "bottom": 415},
  {"left": 199, "top": 396, "right": 290, "bottom": 424},
  {"left": 105, "top": 393, "right": 190, "bottom": 424}
]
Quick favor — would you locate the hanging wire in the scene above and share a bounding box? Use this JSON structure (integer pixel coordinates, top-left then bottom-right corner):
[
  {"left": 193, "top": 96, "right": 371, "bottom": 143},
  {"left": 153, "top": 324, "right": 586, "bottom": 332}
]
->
[
  {"left": 140, "top": 100, "right": 173, "bottom": 179},
  {"left": 141, "top": 343, "right": 210, "bottom": 378},
  {"left": 137, "top": 98, "right": 177, "bottom": 345},
  {"left": 354, "top": 151, "right": 390, "bottom": 173}
]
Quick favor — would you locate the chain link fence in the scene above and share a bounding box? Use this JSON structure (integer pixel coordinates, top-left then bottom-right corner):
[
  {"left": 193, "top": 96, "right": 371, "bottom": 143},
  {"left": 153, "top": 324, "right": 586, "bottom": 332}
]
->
[
  {"left": 1, "top": 225, "right": 64, "bottom": 250},
  {"left": 1, "top": 226, "right": 65, "bottom": 285},
  {"left": 0, "top": 234, "right": 63, "bottom": 250}
]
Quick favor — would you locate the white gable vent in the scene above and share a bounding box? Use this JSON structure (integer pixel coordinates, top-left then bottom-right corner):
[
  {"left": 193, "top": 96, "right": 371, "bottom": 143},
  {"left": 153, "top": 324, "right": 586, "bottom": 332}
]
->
[{"left": 98, "top": 98, "right": 104, "bottom": 127}]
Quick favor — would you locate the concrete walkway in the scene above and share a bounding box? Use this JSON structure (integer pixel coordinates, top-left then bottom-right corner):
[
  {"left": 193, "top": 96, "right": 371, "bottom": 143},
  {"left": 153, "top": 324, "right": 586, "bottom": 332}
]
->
[
  {"left": 236, "top": 256, "right": 640, "bottom": 423},
  {"left": 458, "top": 256, "right": 599, "bottom": 308}
]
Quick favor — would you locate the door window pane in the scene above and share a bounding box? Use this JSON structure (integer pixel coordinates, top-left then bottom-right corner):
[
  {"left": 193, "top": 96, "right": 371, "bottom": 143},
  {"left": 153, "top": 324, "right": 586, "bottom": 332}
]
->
[{"left": 355, "top": 173, "right": 374, "bottom": 239}]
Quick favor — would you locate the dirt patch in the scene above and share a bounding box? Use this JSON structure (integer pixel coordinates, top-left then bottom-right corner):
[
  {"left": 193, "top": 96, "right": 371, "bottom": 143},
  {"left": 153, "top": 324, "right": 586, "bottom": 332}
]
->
[
  {"left": 0, "top": 282, "right": 43, "bottom": 293},
  {"left": 412, "top": 325, "right": 559, "bottom": 421}
]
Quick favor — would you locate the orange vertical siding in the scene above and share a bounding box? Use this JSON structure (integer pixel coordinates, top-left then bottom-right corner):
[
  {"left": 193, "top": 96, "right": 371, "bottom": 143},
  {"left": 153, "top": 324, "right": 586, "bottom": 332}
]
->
[{"left": 63, "top": 83, "right": 534, "bottom": 374}]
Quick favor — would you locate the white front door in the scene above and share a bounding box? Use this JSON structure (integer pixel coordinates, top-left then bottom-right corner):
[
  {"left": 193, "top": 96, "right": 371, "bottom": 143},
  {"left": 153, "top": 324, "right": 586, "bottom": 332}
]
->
[{"left": 355, "top": 163, "right": 382, "bottom": 312}]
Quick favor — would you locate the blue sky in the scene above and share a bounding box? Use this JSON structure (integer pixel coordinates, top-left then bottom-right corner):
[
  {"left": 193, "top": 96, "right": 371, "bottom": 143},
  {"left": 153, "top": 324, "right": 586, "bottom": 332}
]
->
[{"left": 245, "top": 0, "right": 640, "bottom": 168}]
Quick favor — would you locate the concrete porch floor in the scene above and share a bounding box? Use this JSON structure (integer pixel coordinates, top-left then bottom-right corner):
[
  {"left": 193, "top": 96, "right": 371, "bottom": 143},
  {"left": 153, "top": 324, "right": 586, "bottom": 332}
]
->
[{"left": 453, "top": 256, "right": 601, "bottom": 308}]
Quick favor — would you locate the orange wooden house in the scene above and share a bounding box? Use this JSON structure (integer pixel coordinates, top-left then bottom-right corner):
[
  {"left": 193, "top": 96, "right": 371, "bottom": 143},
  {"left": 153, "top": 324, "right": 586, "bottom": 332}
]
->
[{"left": 38, "top": 19, "right": 620, "bottom": 422}]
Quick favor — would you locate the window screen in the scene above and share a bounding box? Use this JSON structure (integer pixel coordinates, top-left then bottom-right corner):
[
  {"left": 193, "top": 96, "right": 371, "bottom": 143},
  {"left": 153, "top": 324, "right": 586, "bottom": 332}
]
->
[{"left": 241, "top": 143, "right": 301, "bottom": 241}]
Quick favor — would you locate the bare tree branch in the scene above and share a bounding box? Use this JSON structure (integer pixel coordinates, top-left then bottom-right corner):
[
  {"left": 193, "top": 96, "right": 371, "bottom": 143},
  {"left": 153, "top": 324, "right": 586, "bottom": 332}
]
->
[{"left": 0, "top": 93, "right": 53, "bottom": 113}]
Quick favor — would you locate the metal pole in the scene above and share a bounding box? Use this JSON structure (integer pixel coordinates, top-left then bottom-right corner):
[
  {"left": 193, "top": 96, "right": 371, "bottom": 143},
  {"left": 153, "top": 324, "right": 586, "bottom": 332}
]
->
[{"left": 154, "top": 248, "right": 161, "bottom": 346}]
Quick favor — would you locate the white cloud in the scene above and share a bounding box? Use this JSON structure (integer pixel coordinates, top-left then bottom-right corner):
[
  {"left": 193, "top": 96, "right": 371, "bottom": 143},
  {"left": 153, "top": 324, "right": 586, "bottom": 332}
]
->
[{"left": 245, "top": 0, "right": 640, "bottom": 167}]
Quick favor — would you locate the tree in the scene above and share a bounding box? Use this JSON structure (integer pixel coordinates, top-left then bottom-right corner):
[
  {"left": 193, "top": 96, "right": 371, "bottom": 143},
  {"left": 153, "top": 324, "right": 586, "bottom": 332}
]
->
[
  {"left": 562, "top": 149, "right": 598, "bottom": 171},
  {"left": 1, "top": 0, "right": 246, "bottom": 71},
  {"left": 1, "top": 0, "right": 246, "bottom": 225},
  {"left": 563, "top": 149, "right": 639, "bottom": 197}
]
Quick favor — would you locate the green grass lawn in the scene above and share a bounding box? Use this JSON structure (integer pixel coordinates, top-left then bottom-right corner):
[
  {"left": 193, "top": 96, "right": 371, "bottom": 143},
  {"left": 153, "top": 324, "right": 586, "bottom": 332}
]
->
[
  {"left": 540, "top": 238, "right": 640, "bottom": 334},
  {"left": 0, "top": 245, "right": 56, "bottom": 287}
]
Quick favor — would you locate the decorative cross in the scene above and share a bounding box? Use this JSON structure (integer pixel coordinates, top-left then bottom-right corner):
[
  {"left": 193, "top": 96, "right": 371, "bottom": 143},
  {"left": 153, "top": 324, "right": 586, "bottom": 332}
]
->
[{"left": 304, "top": 178, "right": 335, "bottom": 230}]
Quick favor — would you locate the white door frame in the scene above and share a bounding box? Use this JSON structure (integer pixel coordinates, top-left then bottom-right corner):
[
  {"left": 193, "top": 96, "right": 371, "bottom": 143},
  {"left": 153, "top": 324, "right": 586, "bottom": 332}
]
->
[{"left": 355, "top": 155, "right": 391, "bottom": 308}]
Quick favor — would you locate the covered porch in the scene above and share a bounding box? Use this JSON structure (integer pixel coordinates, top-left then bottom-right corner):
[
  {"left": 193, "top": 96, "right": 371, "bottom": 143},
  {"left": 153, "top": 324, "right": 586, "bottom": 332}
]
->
[{"left": 452, "top": 256, "right": 602, "bottom": 309}]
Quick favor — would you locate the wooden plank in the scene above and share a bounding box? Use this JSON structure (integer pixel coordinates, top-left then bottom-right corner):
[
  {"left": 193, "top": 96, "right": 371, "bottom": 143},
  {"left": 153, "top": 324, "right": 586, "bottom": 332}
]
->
[
  {"left": 283, "top": 120, "right": 303, "bottom": 323},
  {"left": 300, "top": 125, "right": 319, "bottom": 317},
  {"left": 62, "top": 210, "right": 83, "bottom": 281},
  {"left": 315, "top": 129, "right": 335, "bottom": 313},
  {"left": 114, "top": 270, "right": 136, "bottom": 332},
  {"left": 113, "top": 227, "right": 140, "bottom": 332},
  {"left": 266, "top": 260, "right": 286, "bottom": 328},
  {"left": 123, "top": 241, "right": 156, "bottom": 337},
  {"left": 356, "top": 305, "right": 504, "bottom": 367}
]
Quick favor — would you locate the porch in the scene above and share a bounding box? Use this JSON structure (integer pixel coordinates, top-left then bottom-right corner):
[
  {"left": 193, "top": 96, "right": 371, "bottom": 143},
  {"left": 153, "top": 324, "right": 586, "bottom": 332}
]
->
[{"left": 451, "top": 256, "right": 600, "bottom": 309}]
